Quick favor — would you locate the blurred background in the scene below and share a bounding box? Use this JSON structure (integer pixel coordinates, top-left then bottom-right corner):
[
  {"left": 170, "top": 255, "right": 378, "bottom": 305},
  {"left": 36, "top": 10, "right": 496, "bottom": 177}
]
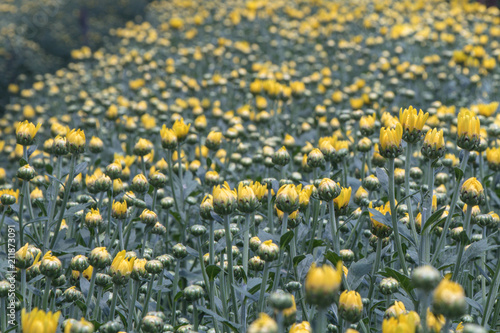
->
[{"left": 0, "top": 0, "right": 150, "bottom": 111}]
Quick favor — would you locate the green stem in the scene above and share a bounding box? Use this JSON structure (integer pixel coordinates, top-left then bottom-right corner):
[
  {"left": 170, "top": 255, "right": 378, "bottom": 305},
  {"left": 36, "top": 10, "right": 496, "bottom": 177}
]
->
[
  {"left": 224, "top": 214, "right": 239, "bottom": 323},
  {"left": 482, "top": 237, "right": 500, "bottom": 327},
  {"left": 172, "top": 260, "right": 180, "bottom": 325},
  {"left": 156, "top": 272, "right": 163, "bottom": 311},
  {"left": 243, "top": 214, "right": 251, "bottom": 276},
  {"left": 367, "top": 238, "right": 382, "bottom": 321},
  {"left": 21, "top": 269, "right": 27, "bottom": 310},
  {"left": 41, "top": 277, "right": 52, "bottom": 311},
  {"left": 142, "top": 273, "right": 156, "bottom": 318},
  {"left": 431, "top": 150, "right": 469, "bottom": 265},
  {"left": 317, "top": 308, "right": 327, "bottom": 333},
  {"left": 18, "top": 181, "right": 26, "bottom": 246},
  {"left": 329, "top": 201, "right": 339, "bottom": 253},
  {"left": 452, "top": 204, "right": 472, "bottom": 281},
  {"left": 258, "top": 262, "right": 270, "bottom": 312},
  {"left": 193, "top": 302, "right": 199, "bottom": 331},
  {"left": 423, "top": 161, "right": 434, "bottom": 264},
  {"left": 273, "top": 212, "right": 288, "bottom": 293},
  {"left": 50, "top": 154, "right": 77, "bottom": 249},
  {"left": 167, "top": 150, "right": 181, "bottom": 214},
  {"left": 177, "top": 144, "right": 185, "bottom": 209},
  {"left": 342, "top": 159, "right": 348, "bottom": 187},
  {"left": 307, "top": 199, "right": 320, "bottom": 254},
  {"left": 405, "top": 143, "right": 419, "bottom": 246},
  {"left": 85, "top": 268, "right": 97, "bottom": 318},
  {"left": 1, "top": 298, "right": 5, "bottom": 332},
  {"left": 128, "top": 281, "right": 140, "bottom": 329},
  {"left": 110, "top": 284, "right": 118, "bottom": 320},
  {"left": 388, "top": 158, "right": 408, "bottom": 275},
  {"left": 267, "top": 189, "right": 274, "bottom": 234}
]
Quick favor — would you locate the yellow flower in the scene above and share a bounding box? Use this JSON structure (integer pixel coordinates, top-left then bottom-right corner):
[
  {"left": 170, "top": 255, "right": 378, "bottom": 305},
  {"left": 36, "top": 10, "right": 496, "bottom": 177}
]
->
[
  {"left": 16, "top": 120, "right": 41, "bottom": 146},
  {"left": 379, "top": 123, "right": 403, "bottom": 158},
  {"left": 0, "top": 188, "right": 19, "bottom": 204},
  {"left": 22, "top": 308, "right": 61, "bottom": 333},
  {"left": 248, "top": 313, "right": 277, "bottom": 333},
  {"left": 486, "top": 147, "right": 500, "bottom": 171},
  {"left": 237, "top": 182, "right": 259, "bottom": 213},
  {"left": 110, "top": 250, "right": 135, "bottom": 284},
  {"left": 305, "top": 261, "right": 343, "bottom": 307},
  {"left": 339, "top": 290, "right": 363, "bottom": 322},
  {"left": 385, "top": 301, "right": 407, "bottom": 318},
  {"left": 460, "top": 177, "right": 484, "bottom": 206},
  {"left": 289, "top": 321, "right": 312, "bottom": 333},
  {"left": 382, "top": 311, "right": 420, "bottom": 333},
  {"left": 160, "top": 125, "right": 178, "bottom": 149},
  {"left": 359, "top": 113, "right": 376, "bottom": 135},
  {"left": 426, "top": 309, "right": 445, "bottom": 333},
  {"left": 250, "top": 181, "right": 267, "bottom": 201},
  {"left": 133, "top": 138, "right": 153, "bottom": 156},
  {"left": 432, "top": 278, "right": 466, "bottom": 318},
  {"left": 399, "top": 106, "right": 429, "bottom": 143},
  {"left": 112, "top": 200, "right": 128, "bottom": 219},
  {"left": 66, "top": 128, "right": 86, "bottom": 154},
  {"left": 172, "top": 118, "right": 191, "bottom": 142},
  {"left": 457, "top": 108, "right": 480, "bottom": 150},
  {"left": 276, "top": 184, "right": 300, "bottom": 213},
  {"left": 421, "top": 129, "right": 445, "bottom": 160},
  {"left": 64, "top": 317, "right": 94, "bottom": 333},
  {"left": 82, "top": 265, "right": 93, "bottom": 280},
  {"left": 299, "top": 185, "right": 314, "bottom": 210},
  {"left": 369, "top": 201, "right": 392, "bottom": 238},
  {"left": 333, "top": 187, "right": 352, "bottom": 212},
  {"left": 212, "top": 181, "right": 237, "bottom": 215},
  {"left": 206, "top": 131, "right": 223, "bottom": 150}
]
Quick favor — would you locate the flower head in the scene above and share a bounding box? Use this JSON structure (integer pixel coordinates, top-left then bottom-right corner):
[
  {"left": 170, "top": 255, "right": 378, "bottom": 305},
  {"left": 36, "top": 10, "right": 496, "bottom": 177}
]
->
[
  {"left": 460, "top": 177, "right": 485, "bottom": 206},
  {"left": 421, "top": 129, "right": 445, "bottom": 160},
  {"left": 276, "top": 184, "right": 300, "bottom": 213},
  {"left": 457, "top": 108, "right": 480, "bottom": 151},
  {"left": 22, "top": 308, "right": 61, "bottom": 333},
  {"left": 334, "top": 187, "right": 352, "bottom": 214},
  {"left": 16, "top": 120, "right": 41, "bottom": 146},
  {"left": 305, "top": 261, "right": 343, "bottom": 307},
  {"left": 110, "top": 250, "right": 136, "bottom": 284},
  {"left": 399, "top": 106, "right": 429, "bottom": 143},
  {"left": 379, "top": 123, "right": 403, "bottom": 158},
  {"left": 66, "top": 128, "right": 86, "bottom": 154},
  {"left": 432, "top": 278, "right": 466, "bottom": 318},
  {"left": 212, "top": 181, "right": 237, "bottom": 215},
  {"left": 172, "top": 117, "right": 191, "bottom": 142},
  {"left": 248, "top": 313, "right": 277, "bottom": 333}
]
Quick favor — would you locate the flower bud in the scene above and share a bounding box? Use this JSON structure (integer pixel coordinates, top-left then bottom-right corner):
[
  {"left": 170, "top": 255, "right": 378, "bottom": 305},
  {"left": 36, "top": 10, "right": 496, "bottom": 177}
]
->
[
  {"left": 16, "top": 121, "right": 41, "bottom": 146},
  {"left": 89, "top": 247, "right": 112, "bottom": 269},
  {"left": 379, "top": 277, "right": 399, "bottom": 295},
  {"left": 140, "top": 209, "right": 158, "bottom": 226},
  {"left": 112, "top": 201, "right": 127, "bottom": 219},
  {"left": 70, "top": 255, "right": 90, "bottom": 272},
  {"left": 160, "top": 196, "right": 175, "bottom": 210},
  {"left": 145, "top": 260, "right": 163, "bottom": 275},
  {"left": 0, "top": 280, "right": 10, "bottom": 297},
  {"left": 272, "top": 146, "right": 290, "bottom": 166},
  {"left": 305, "top": 262, "right": 343, "bottom": 308},
  {"left": 339, "top": 249, "right": 355, "bottom": 263},
  {"left": 432, "top": 279, "right": 466, "bottom": 318},
  {"left": 412, "top": 265, "right": 441, "bottom": 291},
  {"left": 190, "top": 224, "right": 207, "bottom": 237},
  {"left": 318, "top": 179, "right": 341, "bottom": 201},
  {"left": 40, "top": 251, "right": 63, "bottom": 278},
  {"left": 183, "top": 285, "right": 204, "bottom": 302},
  {"left": 257, "top": 240, "right": 279, "bottom": 262},
  {"left": 67, "top": 128, "right": 86, "bottom": 154},
  {"left": 212, "top": 182, "right": 237, "bottom": 215},
  {"left": 269, "top": 290, "right": 294, "bottom": 311},
  {"left": 357, "top": 137, "right": 372, "bottom": 152},
  {"left": 275, "top": 184, "right": 300, "bottom": 213},
  {"left": 156, "top": 254, "right": 174, "bottom": 270},
  {"left": 206, "top": 131, "right": 222, "bottom": 150},
  {"left": 64, "top": 286, "right": 84, "bottom": 302},
  {"left": 379, "top": 123, "right": 403, "bottom": 158},
  {"left": 17, "top": 164, "right": 36, "bottom": 181},
  {"left": 460, "top": 177, "right": 485, "bottom": 206},
  {"left": 362, "top": 175, "right": 380, "bottom": 191},
  {"left": 384, "top": 301, "right": 407, "bottom": 319},
  {"left": 307, "top": 148, "right": 325, "bottom": 168},
  {"left": 149, "top": 171, "right": 167, "bottom": 189},
  {"left": 248, "top": 313, "right": 278, "bottom": 333},
  {"left": 133, "top": 138, "right": 153, "bottom": 156},
  {"left": 132, "top": 174, "right": 149, "bottom": 193},
  {"left": 339, "top": 290, "right": 363, "bottom": 322},
  {"left": 141, "top": 315, "right": 163, "bottom": 333},
  {"left": 172, "top": 243, "right": 188, "bottom": 259},
  {"left": 99, "top": 320, "right": 124, "bottom": 333},
  {"left": 15, "top": 243, "right": 34, "bottom": 269}
]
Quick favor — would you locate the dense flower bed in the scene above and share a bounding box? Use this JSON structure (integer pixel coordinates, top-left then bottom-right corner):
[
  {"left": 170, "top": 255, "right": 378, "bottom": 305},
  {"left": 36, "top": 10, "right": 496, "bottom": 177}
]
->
[{"left": 2, "top": 0, "right": 500, "bottom": 332}]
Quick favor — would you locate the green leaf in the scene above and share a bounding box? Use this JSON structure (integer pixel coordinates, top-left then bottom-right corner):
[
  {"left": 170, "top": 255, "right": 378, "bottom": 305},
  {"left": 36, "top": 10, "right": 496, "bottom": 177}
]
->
[
  {"left": 174, "top": 291, "right": 183, "bottom": 302},
  {"left": 454, "top": 167, "right": 464, "bottom": 181},
  {"left": 19, "top": 158, "right": 28, "bottom": 167},
  {"left": 206, "top": 265, "right": 222, "bottom": 280},
  {"left": 34, "top": 200, "right": 48, "bottom": 216},
  {"left": 325, "top": 250, "right": 341, "bottom": 266},
  {"left": 45, "top": 164, "right": 53, "bottom": 175},
  {"left": 422, "top": 206, "right": 447, "bottom": 232},
  {"left": 279, "top": 230, "right": 294, "bottom": 249},
  {"left": 293, "top": 255, "right": 306, "bottom": 267}
]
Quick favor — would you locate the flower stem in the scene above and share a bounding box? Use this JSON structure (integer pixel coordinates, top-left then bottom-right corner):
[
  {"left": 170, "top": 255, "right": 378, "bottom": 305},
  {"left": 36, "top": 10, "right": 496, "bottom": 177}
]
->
[
  {"left": 273, "top": 212, "right": 288, "bottom": 293},
  {"left": 388, "top": 158, "right": 408, "bottom": 275},
  {"left": 243, "top": 214, "right": 251, "bottom": 277},
  {"left": 224, "top": 214, "right": 239, "bottom": 323},
  {"left": 110, "top": 284, "right": 118, "bottom": 320},
  {"left": 85, "top": 268, "right": 97, "bottom": 318},
  {"left": 167, "top": 150, "right": 180, "bottom": 214},
  {"left": 317, "top": 308, "right": 327, "bottom": 333},
  {"left": 431, "top": 150, "right": 469, "bottom": 265},
  {"left": 41, "top": 277, "right": 52, "bottom": 311},
  {"left": 128, "top": 280, "right": 140, "bottom": 329},
  {"left": 367, "top": 237, "right": 382, "bottom": 322},
  {"left": 142, "top": 273, "right": 156, "bottom": 318},
  {"left": 172, "top": 260, "right": 180, "bottom": 325},
  {"left": 50, "top": 154, "right": 77, "bottom": 249},
  {"left": 452, "top": 204, "right": 472, "bottom": 281},
  {"left": 482, "top": 234, "right": 500, "bottom": 327},
  {"left": 329, "top": 201, "right": 339, "bottom": 253},
  {"left": 177, "top": 144, "right": 185, "bottom": 209},
  {"left": 258, "top": 262, "right": 270, "bottom": 312},
  {"left": 405, "top": 143, "right": 419, "bottom": 246},
  {"left": 267, "top": 189, "right": 274, "bottom": 234},
  {"left": 21, "top": 269, "right": 27, "bottom": 310},
  {"left": 18, "top": 181, "right": 26, "bottom": 247}
]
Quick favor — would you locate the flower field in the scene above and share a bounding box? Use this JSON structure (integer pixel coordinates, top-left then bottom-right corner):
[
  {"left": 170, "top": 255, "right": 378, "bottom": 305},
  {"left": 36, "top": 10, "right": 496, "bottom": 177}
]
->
[{"left": 3, "top": 0, "right": 500, "bottom": 332}]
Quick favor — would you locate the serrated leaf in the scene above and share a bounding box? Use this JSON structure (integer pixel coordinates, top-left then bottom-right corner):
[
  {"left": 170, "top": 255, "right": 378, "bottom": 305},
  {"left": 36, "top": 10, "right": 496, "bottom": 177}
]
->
[{"left": 279, "top": 230, "right": 294, "bottom": 249}]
